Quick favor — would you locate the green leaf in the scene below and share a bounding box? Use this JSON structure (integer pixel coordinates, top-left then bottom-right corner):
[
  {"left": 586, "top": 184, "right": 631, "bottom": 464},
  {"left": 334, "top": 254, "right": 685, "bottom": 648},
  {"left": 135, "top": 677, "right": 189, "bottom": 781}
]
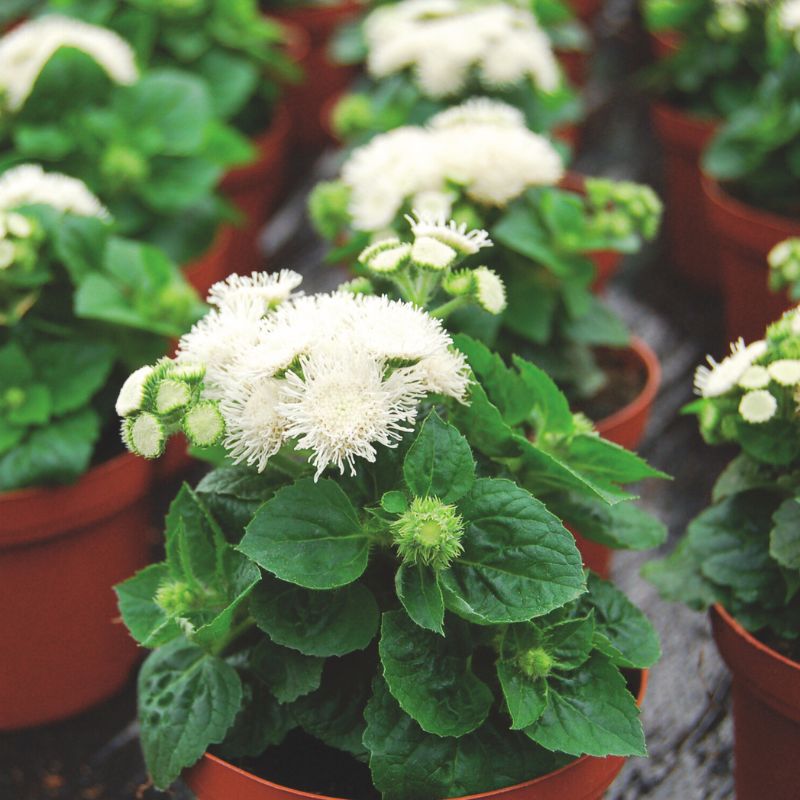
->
[
  {"left": 30, "top": 339, "right": 115, "bottom": 417},
  {"left": 771, "top": 498, "right": 800, "bottom": 571},
  {"left": 497, "top": 660, "right": 549, "bottom": 730},
  {"left": 239, "top": 478, "right": 370, "bottom": 590},
  {"left": 53, "top": 214, "right": 108, "bottom": 283},
  {"left": 0, "top": 408, "right": 100, "bottom": 491},
  {"left": 562, "top": 434, "right": 666, "bottom": 485},
  {"left": 583, "top": 573, "right": 660, "bottom": 669},
  {"left": 548, "top": 613, "right": 596, "bottom": 670},
  {"left": 450, "top": 381, "right": 518, "bottom": 459},
  {"left": 381, "top": 490, "right": 408, "bottom": 514},
  {"left": 379, "top": 611, "right": 492, "bottom": 737},
  {"left": 395, "top": 563, "right": 445, "bottom": 634},
  {"left": 513, "top": 354, "right": 574, "bottom": 434},
  {"left": 523, "top": 653, "right": 645, "bottom": 757},
  {"left": 138, "top": 640, "right": 243, "bottom": 789},
  {"left": 195, "top": 49, "right": 258, "bottom": 119},
  {"left": 6, "top": 384, "right": 51, "bottom": 426},
  {"left": 561, "top": 297, "right": 630, "bottom": 347},
  {"left": 440, "top": 479, "right": 585, "bottom": 625},
  {"left": 115, "top": 563, "right": 181, "bottom": 648},
  {"left": 364, "top": 676, "right": 565, "bottom": 800},
  {"left": 249, "top": 638, "right": 324, "bottom": 704},
  {"left": 250, "top": 579, "right": 379, "bottom": 657},
  {"left": 403, "top": 411, "right": 475, "bottom": 503}
]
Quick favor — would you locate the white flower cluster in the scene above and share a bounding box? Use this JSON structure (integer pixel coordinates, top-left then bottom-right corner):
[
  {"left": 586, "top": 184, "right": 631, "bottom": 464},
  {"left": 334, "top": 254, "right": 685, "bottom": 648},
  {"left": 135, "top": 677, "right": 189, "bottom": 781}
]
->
[
  {"left": 0, "top": 15, "right": 138, "bottom": 113},
  {"left": 694, "top": 338, "right": 768, "bottom": 398},
  {"left": 364, "top": 0, "right": 561, "bottom": 99},
  {"left": 779, "top": 0, "right": 800, "bottom": 47},
  {"left": 342, "top": 98, "right": 564, "bottom": 230},
  {"left": 0, "top": 210, "right": 33, "bottom": 270},
  {"left": 176, "top": 272, "right": 470, "bottom": 478},
  {"left": 0, "top": 164, "right": 110, "bottom": 219}
]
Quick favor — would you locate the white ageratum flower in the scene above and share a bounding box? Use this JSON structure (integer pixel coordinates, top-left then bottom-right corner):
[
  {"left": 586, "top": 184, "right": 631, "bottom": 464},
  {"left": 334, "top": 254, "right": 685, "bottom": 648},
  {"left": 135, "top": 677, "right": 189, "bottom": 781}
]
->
[
  {"left": 410, "top": 190, "right": 455, "bottom": 219},
  {"left": 473, "top": 266, "right": 507, "bottom": 314},
  {"left": 220, "top": 377, "right": 287, "bottom": 472},
  {"left": 428, "top": 97, "right": 526, "bottom": 130},
  {"left": 0, "top": 165, "right": 110, "bottom": 219},
  {"left": 694, "top": 339, "right": 768, "bottom": 398},
  {"left": 768, "top": 359, "right": 800, "bottom": 386},
  {"left": 411, "top": 236, "right": 458, "bottom": 270},
  {"left": 401, "top": 348, "right": 471, "bottom": 402},
  {"left": 739, "top": 390, "right": 778, "bottom": 424},
  {"left": 0, "top": 240, "right": 15, "bottom": 269},
  {"left": 342, "top": 127, "right": 441, "bottom": 230},
  {"left": 779, "top": 0, "right": 800, "bottom": 43},
  {"left": 0, "top": 15, "right": 138, "bottom": 112},
  {"left": 207, "top": 270, "right": 303, "bottom": 314},
  {"left": 280, "top": 348, "right": 425, "bottom": 479},
  {"left": 364, "top": 0, "right": 560, "bottom": 98},
  {"left": 116, "top": 365, "right": 154, "bottom": 416},
  {"left": 405, "top": 212, "right": 492, "bottom": 255}
]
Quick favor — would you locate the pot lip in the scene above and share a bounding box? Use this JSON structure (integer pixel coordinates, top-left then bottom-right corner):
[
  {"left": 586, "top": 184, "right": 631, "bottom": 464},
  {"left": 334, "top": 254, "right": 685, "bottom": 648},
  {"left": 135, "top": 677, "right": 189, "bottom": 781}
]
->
[
  {"left": 0, "top": 449, "right": 152, "bottom": 548},
  {"left": 189, "top": 670, "right": 648, "bottom": 800},
  {"left": 271, "top": 0, "right": 363, "bottom": 33},
  {"left": 184, "top": 221, "right": 237, "bottom": 280},
  {"left": 711, "top": 603, "right": 800, "bottom": 675},
  {"left": 701, "top": 175, "right": 800, "bottom": 238},
  {"left": 650, "top": 101, "right": 718, "bottom": 139},
  {"left": 595, "top": 337, "right": 661, "bottom": 436}
]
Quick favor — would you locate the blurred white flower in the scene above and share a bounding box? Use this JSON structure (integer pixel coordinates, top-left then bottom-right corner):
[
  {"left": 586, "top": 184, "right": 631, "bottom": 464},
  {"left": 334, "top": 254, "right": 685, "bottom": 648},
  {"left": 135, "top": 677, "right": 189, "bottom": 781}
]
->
[
  {"left": 694, "top": 339, "right": 768, "bottom": 397},
  {"left": 207, "top": 270, "right": 302, "bottom": 315},
  {"left": 739, "top": 390, "right": 777, "bottom": 424},
  {"left": 0, "top": 15, "right": 138, "bottom": 112},
  {"left": 0, "top": 164, "right": 109, "bottom": 218},
  {"left": 738, "top": 365, "right": 770, "bottom": 390},
  {"left": 116, "top": 365, "right": 154, "bottom": 417},
  {"left": 768, "top": 359, "right": 800, "bottom": 386},
  {"left": 429, "top": 97, "right": 526, "bottom": 130},
  {"left": 364, "top": 0, "right": 561, "bottom": 98},
  {"left": 405, "top": 212, "right": 492, "bottom": 255}
]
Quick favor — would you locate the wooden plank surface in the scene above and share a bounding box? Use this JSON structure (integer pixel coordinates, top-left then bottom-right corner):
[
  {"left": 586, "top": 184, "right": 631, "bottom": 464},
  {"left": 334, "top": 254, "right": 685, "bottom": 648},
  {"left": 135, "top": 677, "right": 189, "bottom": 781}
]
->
[{"left": 1, "top": 2, "right": 742, "bottom": 797}]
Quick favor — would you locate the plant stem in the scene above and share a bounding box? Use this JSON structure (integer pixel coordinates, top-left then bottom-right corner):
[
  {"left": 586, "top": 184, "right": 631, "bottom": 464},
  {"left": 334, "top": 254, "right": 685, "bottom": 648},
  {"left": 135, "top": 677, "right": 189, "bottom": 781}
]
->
[
  {"left": 212, "top": 615, "right": 257, "bottom": 657},
  {"left": 430, "top": 295, "right": 469, "bottom": 319}
]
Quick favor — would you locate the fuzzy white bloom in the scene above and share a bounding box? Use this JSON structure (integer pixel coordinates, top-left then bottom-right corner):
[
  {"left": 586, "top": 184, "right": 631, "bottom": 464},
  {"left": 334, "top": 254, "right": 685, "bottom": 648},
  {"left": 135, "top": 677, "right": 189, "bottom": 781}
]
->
[
  {"left": 342, "top": 127, "right": 441, "bottom": 230},
  {"left": 768, "top": 359, "right": 800, "bottom": 386},
  {"left": 0, "top": 164, "right": 109, "bottom": 218},
  {"left": 739, "top": 390, "right": 777, "bottom": 424},
  {"left": 406, "top": 212, "right": 492, "bottom": 255},
  {"left": 342, "top": 101, "right": 564, "bottom": 231},
  {"left": 694, "top": 339, "right": 768, "bottom": 397},
  {"left": 175, "top": 277, "right": 470, "bottom": 478},
  {"left": 429, "top": 97, "right": 526, "bottom": 130},
  {"left": 116, "top": 365, "right": 154, "bottom": 417},
  {"left": 207, "top": 270, "right": 303, "bottom": 315},
  {"left": 4, "top": 212, "right": 32, "bottom": 238},
  {"left": 0, "top": 15, "right": 138, "bottom": 113},
  {"left": 780, "top": 0, "right": 800, "bottom": 32},
  {"left": 473, "top": 266, "right": 507, "bottom": 314},
  {"left": 410, "top": 190, "right": 455, "bottom": 219},
  {"left": 411, "top": 235, "right": 458, "bottom": 270},
  {"left": 220, "top": 377, "right": 287, "bottom": 472},
  {"left": 364, "top": 0, "right": 561, "bottom": 98},
  {"left": 280, "top": 348, "right": 424, "bottom": 479},
  {"left": 738, "top": 365, "right": 770, "bottom": 390}
]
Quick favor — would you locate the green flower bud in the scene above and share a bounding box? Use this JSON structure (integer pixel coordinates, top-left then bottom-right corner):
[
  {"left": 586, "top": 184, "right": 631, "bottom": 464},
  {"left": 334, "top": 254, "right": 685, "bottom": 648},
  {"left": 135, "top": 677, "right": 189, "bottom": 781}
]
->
[
  {"left": 4, "top": 386, "right": 25, "bottom": 409},
  {"left": 442, "top": 269, "right": 476, "bottom": 297},
  {"left": 0, "top": 239, "right": 15, "bottom": 270},
  {"left": 359, "top": 239, "right": 411, "bottom": 275},
  {"left": 123, "top": 412, "right": 166, "bottom": 459},
  {"left": 411, "top": 236, "right": 458, "bottom": 271},
  {"left": 155, "top": 580, "right": 197, "bottom": 616},
  {"left": 339, "top": 277, "right": 375, "bottom": 295},
  {"left": 308, "top": 180, "right": 352, "bottom": 240},
  {"left": 182, "top": 400, "right": 225, "bottom": 448},
  {"left": 518, "top": 647, "right": 554, "bottom": 679},
  {"left": 331, "top": 93, "right": 375, "bottom": 140},
  {"left": 391, "top": 496, "right": 465, "bottom": 570},
  {"left": 155, "top": 378, "right": 192, "bottom": 415},
  {"left": 101, "top": 144, "right": 149, "bottom": 189}
]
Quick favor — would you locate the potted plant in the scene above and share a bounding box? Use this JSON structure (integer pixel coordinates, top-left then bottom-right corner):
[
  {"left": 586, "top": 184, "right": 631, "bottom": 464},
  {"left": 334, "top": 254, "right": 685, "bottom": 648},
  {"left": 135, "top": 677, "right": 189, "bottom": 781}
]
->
[
  {"left": 44, "top": 0, "right": 300, "bottom": 274},
  {"left": 112, "top": 245, "right": 663, "bottom": 797},
  {"left": 642, "top": 0, "right": 774, "bottom": 289},
  {"left": 0, "top": 164, "right": 203, "bottom": 729},
  {"left": 702, "top": 41, "right": 800, "bottom": 342},
  {"left": 309, "top": 99, "right": 663, "bottom": 449},
  {"left": 644, "top": 308, "right": 800, "bottom": 800},
  {"left": 327, "top": 0, "right": 583, "bottom": 147},
  {"left": 265, "top": 0, "right": 364, "bottom": 154}
]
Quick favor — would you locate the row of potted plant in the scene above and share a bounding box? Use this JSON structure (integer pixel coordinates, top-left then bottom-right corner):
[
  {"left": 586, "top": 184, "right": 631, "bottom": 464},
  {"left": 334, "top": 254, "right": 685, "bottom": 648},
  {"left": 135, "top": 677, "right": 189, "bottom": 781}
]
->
[{"left": 644, "top": 0, "right": 800, "bottom": 341}]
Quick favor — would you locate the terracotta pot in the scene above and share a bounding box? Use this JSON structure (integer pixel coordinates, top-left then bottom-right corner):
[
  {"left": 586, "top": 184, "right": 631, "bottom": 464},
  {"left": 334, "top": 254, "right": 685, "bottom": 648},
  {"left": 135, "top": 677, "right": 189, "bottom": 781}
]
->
[
  {"left": 710, "top": 604, "right": 800, "bottom": 800},
  {"left": 556, "top": 49, "right": 590, "bottom": 88},
  {"left": 184, "top": 224, "right": 237, "bottom": 298},
  {"left": 570, "top": 528, "right": 612, "bottom": 579},
  {"left": 650, "top": 102, "right": 719, "bottom": 290},
  {"left": 0, "top": 453, "right": 154, "bottom": 729},
  {"left": 702, "top": 177, "right": 799, "bottom": 342},
  {"left": 185, "top": 670, "right": 647, "bottom": 800},
  {"left": 649, "top": 30, "right": 680, "bottom": 60},
  {"left": 276, "top": 1, "right": 361, "bottom": 154},
  {"left": 569, "top": 0, "right": 603, "bottom": 24},
  {"left": 220, "top": 105, "right": 293, "bottom": 275},
  {"left": 595, "top": 337, "right": 661, "bottom": 451}
]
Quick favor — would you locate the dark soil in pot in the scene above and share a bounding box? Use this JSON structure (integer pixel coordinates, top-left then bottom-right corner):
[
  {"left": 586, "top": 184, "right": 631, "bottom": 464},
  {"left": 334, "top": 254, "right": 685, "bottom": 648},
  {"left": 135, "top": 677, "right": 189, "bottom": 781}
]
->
[{"left": 577, "top": 346, "right": 646, "bottom": 423}]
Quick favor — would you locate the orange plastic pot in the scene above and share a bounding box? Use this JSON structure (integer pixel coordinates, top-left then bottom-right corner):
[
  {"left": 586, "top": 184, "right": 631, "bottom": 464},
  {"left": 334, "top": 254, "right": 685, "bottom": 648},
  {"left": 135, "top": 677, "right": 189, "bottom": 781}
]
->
[
  {"left": 220, "top": 105, "right": 293, "bottom": 275},
  {"left": 702, "top": 177, "right": 799, "bottom": 342},
  {"left": 0, "top": 453, "right": 154, "bottom": 729},
  {"left": 595, "top": 337, "right": 661, "bottom": 451},
  {"left": 185, "top": 670, "right": 647, "bottom": 800},
  {"left": 710, "top": 604, "right": 800, "bottom": 800},
  {"left": 276, "top": 1, "right": 361, "bottom": 154},
  {"left": 184, "top": 224, "right": 237, "bottom": 298},
  {"left": 651, "top": 103, "right": 719, "bottom": 290}
]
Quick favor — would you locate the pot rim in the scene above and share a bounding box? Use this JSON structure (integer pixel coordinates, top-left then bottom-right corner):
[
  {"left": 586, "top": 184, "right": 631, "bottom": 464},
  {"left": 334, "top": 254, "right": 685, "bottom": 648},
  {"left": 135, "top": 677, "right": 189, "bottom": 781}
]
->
[
  {"left": 595, "top": 336, "right": 661, "bottom": 437},
  {"left": 271, "top": 0, "right": 363, "bottom": 38},
  {"left": 0, "top": 449, "right": 152, "bottom": 548},
  {"left": 187, "top": 670, "right": 648, "bottom": 800},
  {"left": 184, "top": 222, "right": 237, "bottom": 283},
  {"left": 650, "top": 101, "right": 717, "bottom": 152}
]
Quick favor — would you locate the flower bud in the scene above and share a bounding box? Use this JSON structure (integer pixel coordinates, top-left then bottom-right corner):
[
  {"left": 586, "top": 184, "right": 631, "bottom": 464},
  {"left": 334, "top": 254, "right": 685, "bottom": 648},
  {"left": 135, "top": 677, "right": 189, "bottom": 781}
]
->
[
  {"left": 101, "top": 144, "right": 149, "bottom": 189},
  {"left": 411, "top": 236, "right": 458, "bottom": 271},
  {"left": 359, "top": 239, "right": 411, "bottom": 274},
  {"left": 155, "top": 378, "right": 192, "bottom": 415},
  {"left": 182, "top": 400, "right": 225, "bottom": 448},
  {"left": 155, "top": 580, "right": 196, "bottom": 616},
  {"left": 391, "top": 496, "right": 465, "bottom": 569},
  {"left": 123, "top": 412, "right": 166, "bottom": 459},
  {"left": 517, "top": 647, "right": 554, "bottom": 679}
]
